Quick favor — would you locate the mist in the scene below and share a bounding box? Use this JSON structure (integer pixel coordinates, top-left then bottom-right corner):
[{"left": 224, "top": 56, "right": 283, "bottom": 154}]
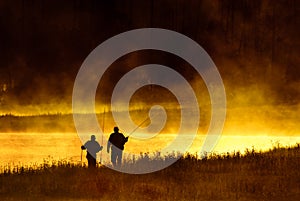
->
[{"left": 0, "top": 0, "right": 299, "bottom": 135}]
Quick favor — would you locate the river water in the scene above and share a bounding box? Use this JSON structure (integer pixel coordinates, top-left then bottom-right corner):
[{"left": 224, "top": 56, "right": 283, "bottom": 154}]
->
[{"left": 0, "top": 132, "right": 299, "bottom": 166}]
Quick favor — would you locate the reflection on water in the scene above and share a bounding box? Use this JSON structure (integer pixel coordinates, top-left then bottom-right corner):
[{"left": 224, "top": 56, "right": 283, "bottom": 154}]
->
[{"left": 0, "top": 133, "right": 299, "bottom": 166}]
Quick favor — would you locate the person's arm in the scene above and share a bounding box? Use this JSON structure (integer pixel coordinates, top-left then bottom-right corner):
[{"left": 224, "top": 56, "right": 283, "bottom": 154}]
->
[
  {"left": 107, "top": 137, "right": 111, "bottom": 153},
  {"left": 123, "top": 134, "right": 128, "bottom": 144},
  {"left": 96, "top": 142, "right": 102, "bottom": 152},
  {"left": 81, "top": 142, "right": 87, "bottom": 150}
]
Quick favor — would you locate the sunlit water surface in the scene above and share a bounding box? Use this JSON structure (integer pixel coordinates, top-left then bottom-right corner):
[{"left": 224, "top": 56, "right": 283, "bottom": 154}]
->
[{"left": 0, "top": 133, "right": 299, "bottom": 166}]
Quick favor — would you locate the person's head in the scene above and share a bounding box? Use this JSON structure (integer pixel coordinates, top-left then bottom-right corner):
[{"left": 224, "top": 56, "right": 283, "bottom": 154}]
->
[
  {"left": 114, "top": 127, "right": 119, "bottom": 132},
  {"left": 91, "top": 135, "right": 96, "bottom": 141}
]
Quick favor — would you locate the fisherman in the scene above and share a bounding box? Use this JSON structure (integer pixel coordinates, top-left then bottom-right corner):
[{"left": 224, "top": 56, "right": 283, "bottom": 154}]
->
[
  {"left": 81, "top": 135, "right": 103, "bottom": 168},
  {"left": 107, "top": 127, "right": 128, "bottom": 167}
]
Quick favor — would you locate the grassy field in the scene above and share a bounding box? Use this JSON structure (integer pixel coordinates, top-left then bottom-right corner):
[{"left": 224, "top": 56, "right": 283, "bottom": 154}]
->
[{"left": 0, "top": 145, "right": 299, "bottom": 201}]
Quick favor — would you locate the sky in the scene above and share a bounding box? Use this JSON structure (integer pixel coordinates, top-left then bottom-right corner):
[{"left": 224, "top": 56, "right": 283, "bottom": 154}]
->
[{"left": 0, "top": 0, "right": 299, "bottom": 135}]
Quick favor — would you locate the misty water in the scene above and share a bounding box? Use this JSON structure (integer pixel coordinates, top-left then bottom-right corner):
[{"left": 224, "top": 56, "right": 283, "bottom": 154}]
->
[{"left": 0, "top": 133, "right": 299, "bottom": 166}]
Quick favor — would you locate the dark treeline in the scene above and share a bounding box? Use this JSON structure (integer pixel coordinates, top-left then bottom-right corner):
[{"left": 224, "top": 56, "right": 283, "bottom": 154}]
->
[{"left": 0, "top": 0, "right": 299, "bottom": 112}]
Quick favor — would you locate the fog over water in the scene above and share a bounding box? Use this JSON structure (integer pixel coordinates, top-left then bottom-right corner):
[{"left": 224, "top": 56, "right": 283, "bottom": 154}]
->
[{"left": 0, "top": 1, "right": 299, "bottom": 165}]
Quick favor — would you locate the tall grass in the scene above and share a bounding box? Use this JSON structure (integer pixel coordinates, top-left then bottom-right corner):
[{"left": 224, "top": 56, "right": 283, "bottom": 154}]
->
[{"left": 0, "top": 144, "right": 299, "bottom": 201}]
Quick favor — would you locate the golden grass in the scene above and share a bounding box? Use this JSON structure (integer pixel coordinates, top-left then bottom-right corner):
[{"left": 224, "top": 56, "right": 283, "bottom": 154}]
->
[{"left": 0, "top": 144, "right": 299, "bottom": 201}]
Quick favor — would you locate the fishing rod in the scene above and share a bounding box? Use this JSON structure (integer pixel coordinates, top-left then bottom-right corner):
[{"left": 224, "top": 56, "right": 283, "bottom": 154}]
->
[
  {"left": 100, "top": 108, "right": 105, "bottom": 164},
  {"left": 80, "top": 149, "right": 83, "bottom": 165},
  {"left": 127, "top": 112, "right": 158, "bottom": 137}
]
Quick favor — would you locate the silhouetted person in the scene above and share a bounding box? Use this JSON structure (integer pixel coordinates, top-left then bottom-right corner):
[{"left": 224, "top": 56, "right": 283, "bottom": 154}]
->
[
  {"left": 107, "top": 127, "right": 128, "bottom": 167},
  {"left": 81, "top": 135, "right": 103, "bottom": 168}
]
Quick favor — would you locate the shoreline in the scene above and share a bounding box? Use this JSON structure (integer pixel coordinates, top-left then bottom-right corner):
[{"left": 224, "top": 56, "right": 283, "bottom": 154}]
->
[{"left": 0, "top": 145, "right": 299, "bottom": 201}]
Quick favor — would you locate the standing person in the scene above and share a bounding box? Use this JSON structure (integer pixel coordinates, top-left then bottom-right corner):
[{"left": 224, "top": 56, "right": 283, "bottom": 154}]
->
[
  {"left": 107, "top": 127, "right": 128, "bottom": 167},
  {"left": 81, "top": 135, "right": 103, "bottom": 168}
]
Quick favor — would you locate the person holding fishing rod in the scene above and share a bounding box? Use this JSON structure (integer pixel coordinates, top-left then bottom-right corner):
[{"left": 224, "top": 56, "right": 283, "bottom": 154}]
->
[
  {"left": 107, "top": 127, "right": 128, "bottom": 168},
  {"left": 107, "top": 114, "right": 156, "bottom": 167},
  {"left": 81, "top": 135, "right": 103, "bottom": 168}
]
